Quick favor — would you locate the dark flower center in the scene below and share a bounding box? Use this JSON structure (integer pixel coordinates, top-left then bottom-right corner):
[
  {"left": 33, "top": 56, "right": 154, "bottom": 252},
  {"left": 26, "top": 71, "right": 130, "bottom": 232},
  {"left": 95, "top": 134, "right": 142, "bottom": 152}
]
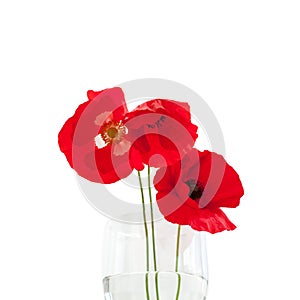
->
[
  {"left": 107, "top": 127, "right": 118, "bottom": 138},
  {"left": 185, "top": 179, "right": 204, "bottom": 202}
]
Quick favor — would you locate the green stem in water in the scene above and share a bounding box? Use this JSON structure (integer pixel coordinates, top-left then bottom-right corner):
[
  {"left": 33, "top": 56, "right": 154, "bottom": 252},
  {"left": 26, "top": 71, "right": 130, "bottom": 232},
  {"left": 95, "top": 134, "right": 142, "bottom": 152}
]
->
[
  {"left": 138, "top": 171, "right": 150, "bottom": 300},
  {"left": 175, "top": 225, "right": 182, "bottom": 300},
  {"left": 148, "top": 166, "right": 160, "bottom": 300}
]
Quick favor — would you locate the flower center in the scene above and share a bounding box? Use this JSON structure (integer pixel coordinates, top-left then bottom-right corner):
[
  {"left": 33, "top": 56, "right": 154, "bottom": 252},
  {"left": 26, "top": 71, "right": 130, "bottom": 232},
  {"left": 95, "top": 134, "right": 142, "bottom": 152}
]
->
[
  {"left": 107, "top": 127, "right": 118, "bottom": 139},
  {"left": 99, "top": 120, "right": 127, "bottom": 145},
  {"left": 185, "top": 179, "right": 204, "bottom": 202}
]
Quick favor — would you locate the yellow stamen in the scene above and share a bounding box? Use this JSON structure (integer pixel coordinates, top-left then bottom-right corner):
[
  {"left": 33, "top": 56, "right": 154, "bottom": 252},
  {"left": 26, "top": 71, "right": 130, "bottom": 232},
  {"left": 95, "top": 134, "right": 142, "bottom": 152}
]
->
[{"left": 99, "top": 120, "right": 127, "bottom": 146}]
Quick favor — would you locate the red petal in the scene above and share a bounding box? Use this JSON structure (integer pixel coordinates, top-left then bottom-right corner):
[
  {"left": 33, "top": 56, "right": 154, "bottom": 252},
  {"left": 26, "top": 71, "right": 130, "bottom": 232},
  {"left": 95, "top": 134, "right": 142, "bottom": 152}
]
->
[
  {"left": 90, "top": 87, "right": 128, "bottom": 122},
  {"left": 73, "top": 88, "right": 127, "bottom": 145},
  {"left": 133, "top": 134, "right": 182, "bottom": 167},
  {"left": 129, "top": 146, "right": 144, "bottom": 171},
  {"left": 83, "top": 145, "right": 133, "bottom": 183},
  {"left": 87, "top": 90, "right": 106, "bottom": 100},
  {"left": 190, "top": 208, "right": 236, "bottom": 233},
  {"left": 156, "top": 193, "right": 194, "bottom": 225},
  {"left": 154, "top": 159, "right": 181, "bottom": 193},
  {"left": 58, "top": 100, "right": 92, "bottom": 165},
  {"left": 197, "top": 151, "right": 244, "bottom": 209}
]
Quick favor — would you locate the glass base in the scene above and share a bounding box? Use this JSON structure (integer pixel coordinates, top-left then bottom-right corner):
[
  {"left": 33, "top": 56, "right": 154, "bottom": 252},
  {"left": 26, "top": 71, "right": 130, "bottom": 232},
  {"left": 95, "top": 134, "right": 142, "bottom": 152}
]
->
[{"left": 103, "top": 271, "right": 208, "bottom": 300}]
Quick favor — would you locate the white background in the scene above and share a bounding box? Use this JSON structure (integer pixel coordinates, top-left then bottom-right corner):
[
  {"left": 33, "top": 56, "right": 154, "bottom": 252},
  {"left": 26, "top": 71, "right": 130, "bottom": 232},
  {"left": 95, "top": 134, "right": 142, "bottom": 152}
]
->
[{"left": 1, "top": 1, "right": 300, "bottom": 299}]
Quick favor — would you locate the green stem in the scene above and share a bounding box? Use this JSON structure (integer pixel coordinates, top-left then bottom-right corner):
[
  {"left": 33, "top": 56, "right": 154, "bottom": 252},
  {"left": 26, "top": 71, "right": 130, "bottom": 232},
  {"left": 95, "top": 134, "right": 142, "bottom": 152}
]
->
[
  {"left": 138, "top": 171, "right": 150, "bottom": 300},
  {"left": 175, "top": 273, "right": 181, "bottom": 300},
  {"left": 148, "top": 166, "right": 158, "bottom": 270},
  {"left": 175, "top": 225, "right": 181, "bottom": 272},
  {"left": 148, "top": 166, "right": 160, "bottom": 300},
  {"left": 175, "top": 225, "right": 181, "bottom": 300}
]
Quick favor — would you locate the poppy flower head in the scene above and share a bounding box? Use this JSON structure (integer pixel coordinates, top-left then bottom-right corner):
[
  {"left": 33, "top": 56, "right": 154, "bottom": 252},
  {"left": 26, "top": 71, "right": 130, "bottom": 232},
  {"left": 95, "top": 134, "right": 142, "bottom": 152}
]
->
[
  {"left": 154, "top": 149, "right": 244, "bottom": 234},
  {"left": 125, "top": 99, "right": 198, "bottom": 168},
  {"left": 58, "top": 87, "right": 134, "bottom": 183}
]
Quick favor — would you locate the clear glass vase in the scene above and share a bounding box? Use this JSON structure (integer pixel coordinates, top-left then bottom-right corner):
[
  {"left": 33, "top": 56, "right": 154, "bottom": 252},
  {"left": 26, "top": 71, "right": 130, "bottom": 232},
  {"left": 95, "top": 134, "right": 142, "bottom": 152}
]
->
[{"left": 102, "top": 212, "right": 208, "bottom": 300}]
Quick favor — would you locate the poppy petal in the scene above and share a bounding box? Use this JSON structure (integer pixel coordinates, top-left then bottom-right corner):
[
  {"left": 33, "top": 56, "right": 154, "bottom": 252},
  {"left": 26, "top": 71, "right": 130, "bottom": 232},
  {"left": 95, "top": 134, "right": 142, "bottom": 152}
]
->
[
  {"left": 156, "top": 194, "right": 195, "bottom": 225},
  {"left": 129, "top": 146, "right": 144, "bottom": 171},
  {"left": 84, "top": 145, "right": 133, "bottom": 183},
  {"left": 190, "top": 208, "right": 236, "bottom": 233},
  {"left": 197, "top": 151, "right": 244, "bottom": 209}
]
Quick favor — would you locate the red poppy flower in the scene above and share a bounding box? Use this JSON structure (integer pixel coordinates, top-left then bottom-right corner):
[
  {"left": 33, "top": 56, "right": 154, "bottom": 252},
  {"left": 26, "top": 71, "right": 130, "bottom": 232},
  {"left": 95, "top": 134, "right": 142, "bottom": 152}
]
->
[
  {"left": 154, "top": 149, "right": 244, "bottom": 233},
  {"left": 125, "top": 99, "right": 198, "bottom": 168},
  {"left": 58, "top": 87, "right": 136, "bottom": 183}
]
